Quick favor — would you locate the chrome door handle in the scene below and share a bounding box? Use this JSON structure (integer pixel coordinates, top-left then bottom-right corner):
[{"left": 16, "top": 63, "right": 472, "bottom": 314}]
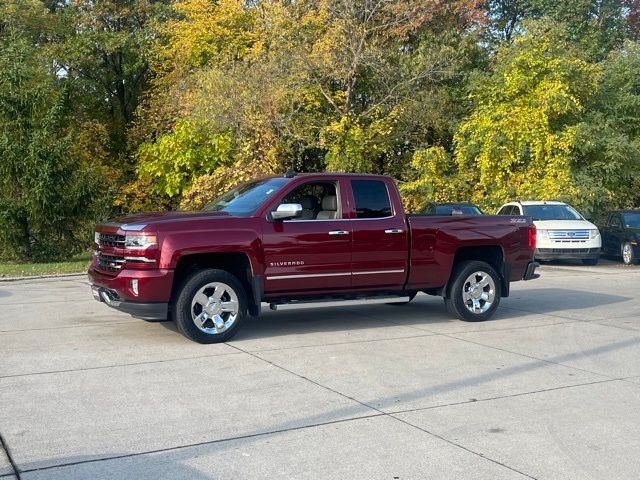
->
[
  {"left": 385, "top": 229, "right": 403, "bottom": 234},
  {"left": 329, "top": 230, "right": 350, "bottom": 235}
]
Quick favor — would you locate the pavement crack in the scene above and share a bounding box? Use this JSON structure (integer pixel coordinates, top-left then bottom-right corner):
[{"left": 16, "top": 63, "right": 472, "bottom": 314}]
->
[
  {"left": 0, "top": 352, "right": 243, "bottom": 379},
  {"left": 0, "top": 433, "right": 21, "bottom": 480},
  {"left": 16, "top": 414, "right": 384, "bottom": 475},
  {"left": 440, "top": 333, "right": 623, "bottom": 380},
  {"left": 389, "top": 377, "right": 620, "bottom": 416},
  {"left": 388, "top": 415, "right": 538, "bottom": 479},
  {"left": 226, "top": 342, "right": 540, "bottom": 479}
]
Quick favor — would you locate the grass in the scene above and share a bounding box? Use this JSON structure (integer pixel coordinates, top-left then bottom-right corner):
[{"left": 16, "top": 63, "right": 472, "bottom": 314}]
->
[{"left": 0, "top": 253, "right": 92, "bottom": 278}]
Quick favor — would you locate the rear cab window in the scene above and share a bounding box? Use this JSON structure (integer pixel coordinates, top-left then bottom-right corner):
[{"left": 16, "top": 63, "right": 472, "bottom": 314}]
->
[{"left": 351, "top": 180, "right": 392, "bottom": 219}]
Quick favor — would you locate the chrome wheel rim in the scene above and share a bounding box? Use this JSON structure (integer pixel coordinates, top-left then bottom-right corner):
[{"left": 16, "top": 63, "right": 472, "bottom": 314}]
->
[
  {"left": 191, "top": 282, "right": 239, "bottom": 334},
  {"left": 462, "top": 271, "right": 496, "bottom": 314},
  {"left": 623, "top": 243, "right": 633, "bottom": 264}
]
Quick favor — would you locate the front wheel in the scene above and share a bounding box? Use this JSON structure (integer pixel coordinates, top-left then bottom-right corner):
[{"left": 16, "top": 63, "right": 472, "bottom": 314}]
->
[
  {"left": 622, "top": 242, "right": 637, "bottom": 265},
  {"left": 173, "top": 269, "right": 248, "bottom": 344},
  {"left": 444, "top": 261, "right": 501, "bottom": 322}
]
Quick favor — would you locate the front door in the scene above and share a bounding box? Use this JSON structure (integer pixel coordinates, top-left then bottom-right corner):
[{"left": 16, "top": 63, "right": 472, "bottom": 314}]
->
[{"left": 262, "top": 180, "right": 352, "bottom": 294}]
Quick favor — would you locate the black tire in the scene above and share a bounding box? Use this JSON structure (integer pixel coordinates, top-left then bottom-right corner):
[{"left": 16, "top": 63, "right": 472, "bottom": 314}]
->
[
  {"left": 582, "top": 258, "right": 599, "bottom": 266},
  {"left": 621, "top": 242, "right": 637, "bottom": 265},
  {"left": 444, "top": 260, "right": 501, "bottom": 322},
  {"left": 386, "top": 292, "right": 417, "bottom": 306},
  {"left": 172, "top": 269, "right": 247, "bottom": 344}
]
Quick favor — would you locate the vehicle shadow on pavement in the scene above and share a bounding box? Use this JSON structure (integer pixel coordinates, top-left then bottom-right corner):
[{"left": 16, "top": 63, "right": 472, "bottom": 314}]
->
[
  {"left": 499, "top": 288, "right": 630, "bottom": 316},
  {"left": 206, "top": 288, "right": 631, "bottom": 341},
  {"left": 0, "top": 289, "right": 13, "bottom": 299}
]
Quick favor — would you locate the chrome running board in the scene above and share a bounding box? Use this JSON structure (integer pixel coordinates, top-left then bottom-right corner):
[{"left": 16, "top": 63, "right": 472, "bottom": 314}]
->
[{"left": 269, "top": 295, "right": 411, "bottom": 311}]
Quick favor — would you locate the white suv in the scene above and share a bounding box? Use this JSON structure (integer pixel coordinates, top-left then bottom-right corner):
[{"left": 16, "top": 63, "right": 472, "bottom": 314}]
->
[{"left": 497, "top": 201, "right": 601, "bottom": 265}]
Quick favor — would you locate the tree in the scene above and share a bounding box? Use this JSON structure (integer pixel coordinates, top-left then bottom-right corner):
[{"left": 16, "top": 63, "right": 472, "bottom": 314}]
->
[
  {"left": 573, "top": 40, "right": 640, "bottom": 210},
  {"left": 0, "top": 5, "right": 110, "bottom": 260},
  {"left": 450, "top": 22, "right": 601, "bottom": 211},
  {"left": 54, "top": 0, "right": 166, "bottom": 156}
]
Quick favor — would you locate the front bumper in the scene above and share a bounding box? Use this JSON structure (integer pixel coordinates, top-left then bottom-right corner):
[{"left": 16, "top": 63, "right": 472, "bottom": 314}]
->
[
  {"left": 535, "top": 248, "right": 600, "bottom": 261},
  {"left": 91, "top": 285, "right": 168, "bottom": 320},
  {"left": 88, "top": 265, "right": 173, "bottom": 320}
]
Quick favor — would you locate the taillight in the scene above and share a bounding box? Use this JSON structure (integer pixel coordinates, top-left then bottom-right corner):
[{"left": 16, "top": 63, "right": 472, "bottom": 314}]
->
[{"left": 528, "top": 224, "right": 537, "bottom": 250}]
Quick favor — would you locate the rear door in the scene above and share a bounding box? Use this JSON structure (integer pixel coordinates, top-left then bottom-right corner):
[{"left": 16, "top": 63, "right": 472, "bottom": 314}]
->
[
  {"left": 604, "top": 214, "right": 623, "bottom": 254},
  {"left": 261, "top": 178, "right": 352, "bottom": 294},
  {"left": 349, "top": 179, "right": 408, "bottom": 289}
]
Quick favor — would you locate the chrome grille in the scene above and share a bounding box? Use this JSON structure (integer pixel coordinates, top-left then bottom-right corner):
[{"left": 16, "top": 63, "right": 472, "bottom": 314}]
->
[
  {"left": 97, "top": 253, "right": 125, "bottom": 272},
  {"left": 98, "top": 233, "right": 126, "bottom": 247},
  {"left": 548, "top": 230, "right": 590, "bottom": 239}
]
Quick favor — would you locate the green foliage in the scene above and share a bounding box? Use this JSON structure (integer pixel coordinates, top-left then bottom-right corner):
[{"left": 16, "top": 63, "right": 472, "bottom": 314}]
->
[
  {"left": 137, "top": 121, "right": 233, "bottom": 196},
  {"left": 400, "top": 146, "right": 467, "bottom": 213},
  {"left": 0, "top": 27, "right": 110, "bottom": 260},
  {"left": 452, "top": 23, "right": 601, "bottom": 211},
  {"left": 573, "top": 40, "right": 640, "bottom": 210}
]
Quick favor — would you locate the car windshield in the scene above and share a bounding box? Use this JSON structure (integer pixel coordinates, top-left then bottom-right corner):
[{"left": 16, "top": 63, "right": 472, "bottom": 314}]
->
[
  {"left": 434, "top": 204, "right": 483, "bottom": 215},
  {"left": 622, "top": 212, "right": 640, "bottom": 228},
  {"left": 522, "top": 204, "right": 583, "bottom": 221},
  {"left": 205, "top": 178, "right": 289, "bottom": 216}
]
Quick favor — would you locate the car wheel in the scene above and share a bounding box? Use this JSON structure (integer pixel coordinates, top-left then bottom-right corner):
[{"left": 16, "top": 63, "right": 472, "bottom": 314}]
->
[
  {"left": 622, "top": 242, "right": 637, "bottom": 265},
  {"left": 386, "top": 292, "right": 417, "bottom": 306},
  {"left": 582, "top": 258, "right": 599, "bottom": 266},
  {"left": 444, "top": 261, "right": 501, "bottom": 322},
  {"left": 173, "top": 269, "right": 247, "bottom": 344}
]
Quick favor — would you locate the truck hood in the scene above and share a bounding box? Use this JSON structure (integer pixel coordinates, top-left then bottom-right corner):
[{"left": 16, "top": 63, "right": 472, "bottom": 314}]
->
[
  {"left": 104, "top": 211, "right": 231, "bottom": 230},
  {"left": 533, "top": 219, "right": 598, "bottom": 231}
]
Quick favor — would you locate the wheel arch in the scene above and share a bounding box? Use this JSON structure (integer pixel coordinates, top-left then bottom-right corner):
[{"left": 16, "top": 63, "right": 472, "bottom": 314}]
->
[
  {"left": 444, "top": 245, "right": 508, "bottom": 298},
  {"left": 172, "top": 252, "right": 262, "bottom": 316}
]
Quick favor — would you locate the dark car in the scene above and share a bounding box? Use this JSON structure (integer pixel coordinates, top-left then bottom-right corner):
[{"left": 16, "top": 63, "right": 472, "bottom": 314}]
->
[
  {"left": 422, "top": 202, "right": 483, "bottom": 216},
  {"left": 599, "top": 210, "right": 640, "bottom": 265}
]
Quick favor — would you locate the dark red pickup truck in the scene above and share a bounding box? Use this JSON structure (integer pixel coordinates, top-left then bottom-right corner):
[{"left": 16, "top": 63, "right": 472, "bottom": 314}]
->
[{"left": 89, "top": 173, "right": 539, "bottom": 343}]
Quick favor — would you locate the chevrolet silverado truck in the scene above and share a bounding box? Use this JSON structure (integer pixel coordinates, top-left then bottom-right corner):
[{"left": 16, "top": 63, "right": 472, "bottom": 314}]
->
[{"left": 89, "top": 173, "right": 540, "bottom": 343}]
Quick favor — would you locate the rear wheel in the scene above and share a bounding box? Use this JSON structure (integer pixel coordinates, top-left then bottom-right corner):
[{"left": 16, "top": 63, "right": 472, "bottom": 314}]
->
[
  {"left": 173, "top": 269, "right": 247, "bottom": 343},
  {"left": 622, "top": 242, "right": 637, "bottom": 265},
  {"left": 444, "top": 261, "right": 501, "bottom": 322}
]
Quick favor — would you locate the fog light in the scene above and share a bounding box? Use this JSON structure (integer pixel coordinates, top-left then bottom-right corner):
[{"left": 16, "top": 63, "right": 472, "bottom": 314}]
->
[{"left": 130, "top": 279, "right": 139, "bottom": 296}]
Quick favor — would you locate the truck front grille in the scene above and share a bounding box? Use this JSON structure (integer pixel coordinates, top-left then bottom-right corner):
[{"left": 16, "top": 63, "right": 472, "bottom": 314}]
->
[
  {"left": 97, "top": 253, "right": 125, "bottom": 272},
  {"left": 98, "top": 233, "right": 126, "bottom": 247}
]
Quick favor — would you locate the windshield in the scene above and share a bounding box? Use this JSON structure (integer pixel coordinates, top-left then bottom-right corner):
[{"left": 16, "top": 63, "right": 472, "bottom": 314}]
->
[
  {"left": 205, "top": 178, "right": 289, "bottom": 216},
  {"left": 434, "top": 204, "right": 483, "bottom": 215},
  {"left": 622, "top": 212, "right": 640, "bottom": 228},
  {"left": 522, "top": 204, "right": 583, "bottom": 221}
]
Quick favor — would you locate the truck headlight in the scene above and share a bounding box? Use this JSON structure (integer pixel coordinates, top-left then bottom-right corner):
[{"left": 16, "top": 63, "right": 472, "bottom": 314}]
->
[
  {"left": 589, "top": 229, "right": 600, "bottom": 239},
  {"left": 124, "top": 234, "right": 157, "bottom": 249}
]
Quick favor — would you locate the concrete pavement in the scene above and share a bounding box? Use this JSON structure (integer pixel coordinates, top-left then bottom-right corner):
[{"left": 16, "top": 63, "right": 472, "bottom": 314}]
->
[{"left": 1, "top": 260, "right": 639, "bottom": 479}]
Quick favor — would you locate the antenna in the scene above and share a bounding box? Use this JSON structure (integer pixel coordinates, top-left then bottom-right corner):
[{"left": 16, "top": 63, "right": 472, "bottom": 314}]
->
[{"left": 284, "top": 169, "right": 296, "bottom": 178}]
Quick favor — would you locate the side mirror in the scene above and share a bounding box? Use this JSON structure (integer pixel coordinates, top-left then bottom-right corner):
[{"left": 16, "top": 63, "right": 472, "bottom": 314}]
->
[
  {"left": 272, "top": 203, "right": 303, "bottom": 220},
  {"left": 583, "top": 213, "right": 593, "bottom": 221}
]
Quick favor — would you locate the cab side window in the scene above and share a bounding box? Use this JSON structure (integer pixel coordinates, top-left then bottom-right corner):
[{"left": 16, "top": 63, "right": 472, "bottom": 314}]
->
[
  {"left": 280, "top": 182, "right": 339, "bottom": 220},
  {"left": 351, "top": 180, "right": 392, "bottom": 219},
  {"left": 498, "top": 205, "right": 515, "bottom": 215}
]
